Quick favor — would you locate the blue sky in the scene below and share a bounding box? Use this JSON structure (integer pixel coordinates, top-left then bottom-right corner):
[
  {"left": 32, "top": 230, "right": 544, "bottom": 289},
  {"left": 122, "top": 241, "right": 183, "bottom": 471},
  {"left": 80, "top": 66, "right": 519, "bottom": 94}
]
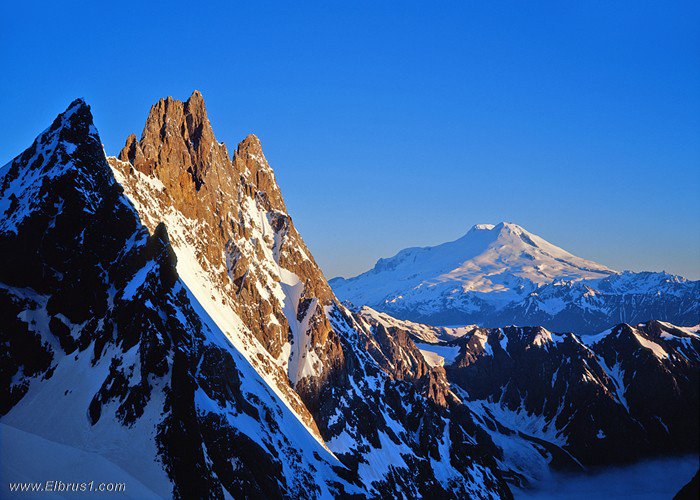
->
[{"left": 2, "top": 1, "right": 699, "bottom": 279}]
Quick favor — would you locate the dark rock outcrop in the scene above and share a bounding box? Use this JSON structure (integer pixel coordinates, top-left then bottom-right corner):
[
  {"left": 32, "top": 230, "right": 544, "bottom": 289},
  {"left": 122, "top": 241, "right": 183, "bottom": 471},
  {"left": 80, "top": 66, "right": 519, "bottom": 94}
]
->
[
  {"left": 0, "top": 99, "right": 352, "bottom": 498},
  {"left": 1, "top": 95, "right": 515, "bottom": 498}
]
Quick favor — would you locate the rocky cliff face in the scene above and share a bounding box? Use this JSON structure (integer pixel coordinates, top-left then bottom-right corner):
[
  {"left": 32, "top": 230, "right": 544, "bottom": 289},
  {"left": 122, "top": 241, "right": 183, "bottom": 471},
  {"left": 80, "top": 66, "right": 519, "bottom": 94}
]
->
[
  {"left": 111, "top": 91, "right": 330, "bottom": 436},
  {"left": 0, "top": 93, "right": 515, "bottom": 498},
  {"left": 0, "top": 100, "right": 351, "bottom": 498}
]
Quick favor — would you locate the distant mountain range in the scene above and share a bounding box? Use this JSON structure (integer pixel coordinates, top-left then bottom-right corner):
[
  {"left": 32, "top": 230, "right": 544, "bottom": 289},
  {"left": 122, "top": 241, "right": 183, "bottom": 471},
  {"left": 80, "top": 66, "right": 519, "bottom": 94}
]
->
[
  {"left": 361, "top": 307, "right": 700, "bottom": 484},
  {"left": 1, "top": 94, "right": 697, "bottom": 498},
  {"left": 331, "top": 222, "right": 699, "bottom": 334}
]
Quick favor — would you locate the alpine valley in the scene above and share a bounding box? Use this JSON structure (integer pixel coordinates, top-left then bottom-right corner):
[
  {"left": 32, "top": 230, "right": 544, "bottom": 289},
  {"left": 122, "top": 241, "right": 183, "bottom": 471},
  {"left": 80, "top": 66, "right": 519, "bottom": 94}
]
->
[{"left": 1, "top": 93, "right": 698, "bottom": 499}]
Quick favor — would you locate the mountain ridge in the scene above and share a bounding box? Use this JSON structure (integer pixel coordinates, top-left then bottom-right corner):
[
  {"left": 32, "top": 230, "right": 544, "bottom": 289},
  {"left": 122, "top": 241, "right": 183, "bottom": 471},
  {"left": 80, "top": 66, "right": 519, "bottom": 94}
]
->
[
  {"left": 361, "top": 307, "right": 700, "bottom": 479},
  {"left": 0, "top": 98, "right": 357, "bottom": 497},
  {"left": 106, "top": 91, "right": 516, "bottom": 497}
]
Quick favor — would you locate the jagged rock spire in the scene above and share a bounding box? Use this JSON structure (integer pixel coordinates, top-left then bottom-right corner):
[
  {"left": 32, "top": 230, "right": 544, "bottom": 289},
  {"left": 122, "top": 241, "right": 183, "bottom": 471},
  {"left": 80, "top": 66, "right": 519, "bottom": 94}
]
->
[
  {"left": 1, "top": 97, "right": 355, "bottom": 498},
  {"left": 110, "top": 90, "right": 335, "bottom": 369},
  {"left": 118, "top": 90, "right": 229, "bottom": 190}
]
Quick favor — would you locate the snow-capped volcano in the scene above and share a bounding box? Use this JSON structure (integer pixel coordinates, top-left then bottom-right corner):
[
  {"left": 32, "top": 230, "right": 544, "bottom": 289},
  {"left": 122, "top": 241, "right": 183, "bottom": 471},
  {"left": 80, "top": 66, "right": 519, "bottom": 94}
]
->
[
  {"left": 333, "top": 222, "right": 613, "bottom": 306},
  {"left": 331, "top": 223, "right": 699, "bottom": 333}
]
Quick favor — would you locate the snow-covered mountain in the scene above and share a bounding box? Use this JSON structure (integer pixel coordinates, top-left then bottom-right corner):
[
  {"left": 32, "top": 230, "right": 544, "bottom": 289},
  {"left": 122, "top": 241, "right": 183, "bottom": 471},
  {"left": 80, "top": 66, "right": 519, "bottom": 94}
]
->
[
  {"left": 0, "top": 99, "right": 351, "bottom": 498},
  {"left": 1, "top": 94, "right": 697, "bottom": 498},
  {"left": 331, "top": 223, "right": 699, "bottom": 333},
  {"left": 1, "top": 95, "right": 511, "bottom": 498},
  {"left": 362, "top": 307, "right": 700, "bottom": 485}
]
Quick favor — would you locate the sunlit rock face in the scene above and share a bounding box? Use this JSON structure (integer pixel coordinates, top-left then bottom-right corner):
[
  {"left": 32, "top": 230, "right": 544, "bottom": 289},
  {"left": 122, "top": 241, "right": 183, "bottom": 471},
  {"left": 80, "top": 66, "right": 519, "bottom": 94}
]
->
[
  {"left": 0, "top": 99, "right": 349, "bottom": 498},
  {"left": 110, "top": 91, "right": 517, "bottom": 497}
]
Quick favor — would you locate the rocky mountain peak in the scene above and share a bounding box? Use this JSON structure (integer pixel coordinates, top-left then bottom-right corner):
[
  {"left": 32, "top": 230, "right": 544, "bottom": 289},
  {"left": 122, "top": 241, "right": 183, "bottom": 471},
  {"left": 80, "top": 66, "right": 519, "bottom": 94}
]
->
[
  {"left": 28, "top": 97, "right": 96, "bottom": 162},
  {"left": 232, "top": 133, "right": 288, "bottom": 212},
  {"left": 0, "top": 97, "right": 112, "bottom": 241},
  {"left": 117, "top": 90, "right": 228, "bottom": 190},
  {"left": 109, "top": 91, "right": 336, "bottom": 424},
  {"left": 236, "top": 133, "right": 265, "bottom": 163},
  {"left": 185, "top": 89, "right": 206, "bottom": 113}
]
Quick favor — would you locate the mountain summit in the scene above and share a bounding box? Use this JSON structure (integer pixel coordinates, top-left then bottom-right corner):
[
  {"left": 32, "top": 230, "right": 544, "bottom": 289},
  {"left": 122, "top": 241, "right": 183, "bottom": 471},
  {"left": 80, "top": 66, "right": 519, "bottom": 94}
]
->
[
  {"left": 106, "top": 92, "right": 514, "bottom": 497},
  {"left": 331, "top": 223, "right": 698, "bottom": 333},
  {"left": 332, "top": 221, "right": 614, "bottom": 312}
]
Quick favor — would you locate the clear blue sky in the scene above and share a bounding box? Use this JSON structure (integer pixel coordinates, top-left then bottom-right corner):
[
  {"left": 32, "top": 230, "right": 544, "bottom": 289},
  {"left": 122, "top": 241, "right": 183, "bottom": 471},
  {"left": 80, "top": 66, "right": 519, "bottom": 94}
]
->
[{"left": 2, "top": 1, "right": 699, "bottom": 279}]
